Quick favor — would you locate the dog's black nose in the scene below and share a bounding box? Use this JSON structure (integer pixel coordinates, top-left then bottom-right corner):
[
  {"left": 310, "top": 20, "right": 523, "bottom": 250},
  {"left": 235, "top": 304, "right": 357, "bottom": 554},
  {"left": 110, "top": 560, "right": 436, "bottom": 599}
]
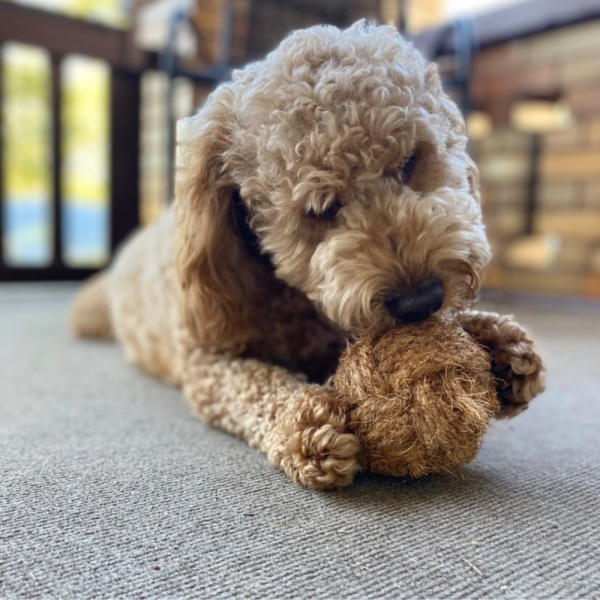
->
[{"left": 386, "top": 280, "right": 444, "bottom": 324}]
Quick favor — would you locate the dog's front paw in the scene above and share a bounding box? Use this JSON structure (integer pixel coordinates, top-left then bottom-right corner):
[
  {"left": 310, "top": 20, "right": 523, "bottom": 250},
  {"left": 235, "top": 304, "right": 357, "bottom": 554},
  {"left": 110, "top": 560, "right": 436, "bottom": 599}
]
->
[
  {"left": 491, "top": 330, "right": 545, "bottom": 418},
  {"left": 268, "top": 387, "right": 359, "bottom": 490},
  {"left": 460, "top": 311, "right": 546, "bottom": 418}
]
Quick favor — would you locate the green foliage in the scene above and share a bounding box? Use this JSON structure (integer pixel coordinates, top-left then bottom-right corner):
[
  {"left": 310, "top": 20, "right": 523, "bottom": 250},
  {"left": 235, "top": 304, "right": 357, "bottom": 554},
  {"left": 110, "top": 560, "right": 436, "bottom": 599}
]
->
[
  {"left": 62, "top": 57, "right": 110, "bottom": 205},
  {"left": 3, "top": 45, "right": 51, "bottom": 200},
  {"left": 3, "top": 0, "right": 128, "bottom": 28},
  {"left": 3, "top": 45, "right": 110, "bottom": 205}
]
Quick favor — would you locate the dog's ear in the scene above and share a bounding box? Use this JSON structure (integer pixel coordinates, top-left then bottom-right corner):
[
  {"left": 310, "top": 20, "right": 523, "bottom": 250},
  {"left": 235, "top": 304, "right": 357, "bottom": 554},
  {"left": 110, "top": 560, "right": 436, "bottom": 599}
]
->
[
  {"left": 176, "top": 86, "right": 259, "bottom": 352},
  {"left": 425, "top": 64, "right": 482, "bottom": 204}
]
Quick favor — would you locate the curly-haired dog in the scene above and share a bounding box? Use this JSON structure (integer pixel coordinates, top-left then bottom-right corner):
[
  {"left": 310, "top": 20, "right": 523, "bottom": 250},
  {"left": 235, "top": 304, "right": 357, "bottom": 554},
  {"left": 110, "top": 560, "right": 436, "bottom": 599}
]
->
[{"left": 71, "top": 21, "right": 544, "bottom": 489}]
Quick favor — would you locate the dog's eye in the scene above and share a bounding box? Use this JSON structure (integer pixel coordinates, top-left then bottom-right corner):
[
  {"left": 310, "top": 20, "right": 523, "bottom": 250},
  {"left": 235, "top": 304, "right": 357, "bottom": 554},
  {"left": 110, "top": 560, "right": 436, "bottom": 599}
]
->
[
  {"left": 400, "top": 152, "right": 417, "bottom": 184},
  {"left": 305, "top": 199, "right": 342, "bottom": 220}
]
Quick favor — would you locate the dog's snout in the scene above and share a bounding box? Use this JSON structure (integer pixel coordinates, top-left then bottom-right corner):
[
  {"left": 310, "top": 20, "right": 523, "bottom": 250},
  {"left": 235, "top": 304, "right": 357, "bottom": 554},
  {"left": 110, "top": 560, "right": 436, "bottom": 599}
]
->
[{"left": 386, "top": 280, "right": 444, "bottom": 324}]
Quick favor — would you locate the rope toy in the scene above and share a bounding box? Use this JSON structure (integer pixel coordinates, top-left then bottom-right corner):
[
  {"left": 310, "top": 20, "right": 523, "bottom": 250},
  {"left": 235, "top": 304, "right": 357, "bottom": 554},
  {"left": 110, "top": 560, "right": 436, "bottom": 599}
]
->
[{"left": 334, "top": 319, "right": 500, "bottom": 478}]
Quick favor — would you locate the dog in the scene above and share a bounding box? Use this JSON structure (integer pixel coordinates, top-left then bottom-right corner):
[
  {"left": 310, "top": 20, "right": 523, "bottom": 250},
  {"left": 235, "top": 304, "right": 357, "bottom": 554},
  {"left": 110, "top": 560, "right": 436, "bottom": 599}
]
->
[{"left": 71, "top": 21, "right": 544, "bottom": 489}]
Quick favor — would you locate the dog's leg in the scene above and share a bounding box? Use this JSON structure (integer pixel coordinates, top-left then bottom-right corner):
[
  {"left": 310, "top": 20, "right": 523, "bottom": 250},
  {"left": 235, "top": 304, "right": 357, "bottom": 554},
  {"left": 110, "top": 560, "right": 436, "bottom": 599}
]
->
[
  {"left": 181, "top": 347, "right": 359, "bottom": 490},
  {"left": 458, "top": 310, "right": 546, "bottom": 418}
]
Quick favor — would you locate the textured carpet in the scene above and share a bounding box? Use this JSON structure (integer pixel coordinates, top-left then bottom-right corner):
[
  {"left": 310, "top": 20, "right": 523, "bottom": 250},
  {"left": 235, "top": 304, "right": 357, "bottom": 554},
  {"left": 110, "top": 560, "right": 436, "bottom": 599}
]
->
[{"left": 1, "top": 283, "right": 599, "bottom": 599}]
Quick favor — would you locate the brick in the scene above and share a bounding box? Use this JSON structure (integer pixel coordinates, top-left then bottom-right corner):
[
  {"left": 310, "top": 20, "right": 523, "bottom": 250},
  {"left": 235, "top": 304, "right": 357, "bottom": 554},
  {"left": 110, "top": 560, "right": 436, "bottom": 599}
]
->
[
  {"left": 481, "top": 183, "right": 528, "bottom": 210},
  {"left": 503, "top": 233, "right": 562, "bottom": 271},
  {"left": 231, "top": 0, "right": 251, "bottom": 63},
  {"left": 536, "top": 211, "right": 600, "bottom": 239},
  {"left": 472, "top": 41, "right": 529, "bottom": 77},
  {"left": 537, "top": 181, "right": 581, "bottom": 210},
  {"left": 482, "top": 264, "right": 506, "bottom": 289},
  {"left": 542, "top": 126, "right": 583, "bottom": 152},
  {"left": 507, "top": 64, "right": 558, "bottom": 97},
  {"left": 488, "top": 239, "right": 503, "bottom": 257},
  {"left": 502, "top": 270, "right": 584, "bottom": 295},
  {"left": 528, "top": 20, "right": 600, "bottom": 63},
  {"left": 484, "top": 210, "right": 526, "bottom": 237},
  {"left": 479, "top": 153, "right": 531, "bottom": 182},
  {"left": 540, "top": 150, "right": 600, "bottom": 179},
  {"left": 486, "top": 103, "right": 513, "bottom": 128},
  {"left": 583, "top": 182, "right": 600, "bottom": 208},
  {"left": 510, "top": 100, "right": 574, "bottom": 135},
  {"left": 560, "top": 55, "right": 600, "bottom": 87},
  {"left": 566, "top": 85, "right": 600, "bottom": 118},
  {"left": 496, "top": 184, "right": 529, "bottom": 207},
  {"left": 584, "top": 273, "right": 600, "bottom": 297},
  {"left": 467, "top": 110, "right": 493, "bottom": 141},
  {"left": 192, "top": 0, "right": 228, "bottom": 63},
  {"left": 471, "top": 63, "right": 557, "bottom": 106},
  {"left": 586, "top": 118, "right": 600, "bottom": 147},
  {"left": 473, "top": 128, "right": 533, "bottom": 154},
  {"left": 469, "top": 80, "right": 489, "bottom": 107},
  {"left": 590, "top": 247, "right": 600, "bottom": 274},
  {"left": 556, "top": 242, "right": 593, "bottom": 272}
]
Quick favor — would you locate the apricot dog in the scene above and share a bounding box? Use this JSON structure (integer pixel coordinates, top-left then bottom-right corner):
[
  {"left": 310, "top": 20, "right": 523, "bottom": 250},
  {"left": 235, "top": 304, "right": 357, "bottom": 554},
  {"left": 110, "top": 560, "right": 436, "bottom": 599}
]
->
[{"left": 71, "top": 22, "right": 544, "bottom": 489}]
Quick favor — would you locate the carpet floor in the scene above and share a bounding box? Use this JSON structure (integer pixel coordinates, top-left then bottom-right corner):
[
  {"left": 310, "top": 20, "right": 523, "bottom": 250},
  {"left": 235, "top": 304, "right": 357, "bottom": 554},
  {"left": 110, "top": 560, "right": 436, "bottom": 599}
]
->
[{"left": 1, "top": 283, "right": 599, "bottom": 599}]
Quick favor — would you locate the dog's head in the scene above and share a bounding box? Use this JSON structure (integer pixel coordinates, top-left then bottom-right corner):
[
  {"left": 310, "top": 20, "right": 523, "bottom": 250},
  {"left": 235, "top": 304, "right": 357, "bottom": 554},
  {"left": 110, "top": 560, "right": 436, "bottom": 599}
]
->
[{"left": 177, "top": 21, "right": 491, "bottom": 350}]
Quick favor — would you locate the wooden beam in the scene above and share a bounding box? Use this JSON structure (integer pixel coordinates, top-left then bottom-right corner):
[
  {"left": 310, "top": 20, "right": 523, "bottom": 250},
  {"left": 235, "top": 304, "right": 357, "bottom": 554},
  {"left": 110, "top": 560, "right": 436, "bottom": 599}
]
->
[
  {"left": 50, "top": 55, "right": 63, "bottom": 267},
  {"left": 0, "top": 266, "right": 98, "bottom": 282},
  {"left": 0, "top": 44, "right": 4, "bottom": 267},
  {"left": 540, "top": 149, "right": 600, "bottom": 179},
  {"left": 0, "top": 2, "right": 157, "bottom": 73},
  {"left": 475, "top": 0, "right": 600, "bottom": 48},
  {"left": 414, "top": 0, "right": 600, "bottom": 56},
  {"left": 110, "top": 71, "right": 141, "bottom": 252}
]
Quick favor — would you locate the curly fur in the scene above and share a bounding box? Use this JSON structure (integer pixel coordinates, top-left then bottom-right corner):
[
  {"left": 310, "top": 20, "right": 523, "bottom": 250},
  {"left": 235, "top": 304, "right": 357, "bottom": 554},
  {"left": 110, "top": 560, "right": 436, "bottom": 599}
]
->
[
  {"left": 70, "top": 21, "right": 545, "bottom": 489},
  {"left": 458, "top": 310, "right": 546, "bottom": 417}
]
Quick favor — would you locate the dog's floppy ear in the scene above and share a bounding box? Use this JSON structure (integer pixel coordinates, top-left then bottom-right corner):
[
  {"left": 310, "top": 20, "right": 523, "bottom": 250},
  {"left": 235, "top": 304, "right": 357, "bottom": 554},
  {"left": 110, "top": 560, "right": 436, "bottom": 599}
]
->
[
  {"left": 424, "top": 64, "right": 481, "bottom": 204},
  {"left": 176, "top": 86, "right": 259, "bottom": 352}
]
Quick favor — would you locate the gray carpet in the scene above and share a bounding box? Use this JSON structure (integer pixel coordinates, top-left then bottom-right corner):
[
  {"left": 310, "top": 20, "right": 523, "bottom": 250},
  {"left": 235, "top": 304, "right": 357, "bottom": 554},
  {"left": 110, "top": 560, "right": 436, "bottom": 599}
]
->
[{"left": 1, "top": 283, "right": 599, "bottom": 599}]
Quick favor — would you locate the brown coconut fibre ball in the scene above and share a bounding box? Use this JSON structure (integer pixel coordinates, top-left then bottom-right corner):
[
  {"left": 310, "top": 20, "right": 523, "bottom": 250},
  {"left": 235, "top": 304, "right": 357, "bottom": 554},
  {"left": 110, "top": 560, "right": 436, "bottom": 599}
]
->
[{"left": 333, "top": 319, "right": 500, "bottom": 478}]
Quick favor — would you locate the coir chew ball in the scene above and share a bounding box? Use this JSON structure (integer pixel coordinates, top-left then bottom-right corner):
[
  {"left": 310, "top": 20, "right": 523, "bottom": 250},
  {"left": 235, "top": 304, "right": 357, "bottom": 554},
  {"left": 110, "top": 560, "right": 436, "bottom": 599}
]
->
[{"left": 333, "top": 319, "right": 500, "bottom": 478}]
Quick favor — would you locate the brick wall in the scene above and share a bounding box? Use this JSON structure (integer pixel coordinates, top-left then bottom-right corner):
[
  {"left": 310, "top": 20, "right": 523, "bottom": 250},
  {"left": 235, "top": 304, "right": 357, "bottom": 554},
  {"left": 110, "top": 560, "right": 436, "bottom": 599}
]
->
[{"left": 469, "top": 19, "right": 600, "bottom": 298}]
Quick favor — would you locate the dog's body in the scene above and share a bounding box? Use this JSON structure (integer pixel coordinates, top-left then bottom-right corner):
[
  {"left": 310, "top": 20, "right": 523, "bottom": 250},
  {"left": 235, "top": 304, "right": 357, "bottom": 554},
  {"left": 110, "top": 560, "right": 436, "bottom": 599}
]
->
[
  {"left": 71, "top": 22, "right": 544, "bottom": 489},
  {"left": 72, "top": 208, "right": 344, "bottom": 385}
]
